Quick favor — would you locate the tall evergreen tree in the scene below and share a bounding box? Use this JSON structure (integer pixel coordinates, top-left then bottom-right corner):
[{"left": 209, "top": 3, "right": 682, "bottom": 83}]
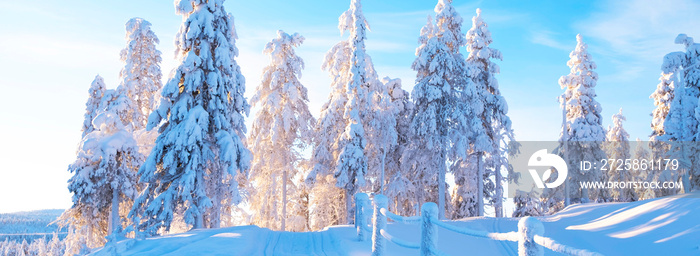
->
[
  {"left": 660, "top": 34, "right": 700, "bottom": 193},
  {"left": 402, "top": 0, "right": 468, "bottom": 219},
  {"left": 248, "top": 31, "right": 315, "bottom": 231},
  {"left": 382, "top": 77, "right": 416, "bottom": 216},
  {"left": 650, "top": 71, "right": 677, "bottom": 141},
  {"left": 309, "top": 0, "right": 385, "bottom": 226},
  {"left": 306, "top": 29, "right": 350, "bottom": 230},
  {"left": 81, "top": 76, "right": 106, "bottom": 137},
  {"left": 365, "top": 80, "right": 400, "bottom": 195},
  {"left": 60, "top": 98, "right": 143, "bottom": 254},
  {"left": 333, "top": 0, "right": 374, "bottom": 225},
  {"left": 117, "top": 17, "right": 163, "bottom": 130},
  {"left": 462, "top": 8, "right": 516, "bottom": 217},
  {"left": 605, "top": 108, "right": 634, "bottom": 201},
  {"left": 660, "top": 82, "right": 689, "bottom": 196},
  {"left": 555, "top": 34, "right": 606, "bottom": 207},
  {"left": 649, "top": 68, "right": 677, "bottom": 184},
  {"left": 130, "top": 0, "right": 251, "bottom": 235}
]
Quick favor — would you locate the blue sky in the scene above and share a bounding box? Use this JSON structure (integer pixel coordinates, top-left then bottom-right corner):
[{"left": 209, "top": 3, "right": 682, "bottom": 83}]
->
[{"left": 1, "top": 0, "right": 699, "bottom": 213}]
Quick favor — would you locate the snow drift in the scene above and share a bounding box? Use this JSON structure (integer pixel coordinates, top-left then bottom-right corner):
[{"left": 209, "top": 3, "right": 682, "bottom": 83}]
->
[{"left": 93, "top": 192, "right": 700, "bottom": 255}]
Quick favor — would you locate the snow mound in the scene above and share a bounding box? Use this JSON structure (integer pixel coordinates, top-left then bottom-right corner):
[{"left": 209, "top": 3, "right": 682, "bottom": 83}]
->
[{"left": 93, "top": 193, "right": 700, "bottom": 255}]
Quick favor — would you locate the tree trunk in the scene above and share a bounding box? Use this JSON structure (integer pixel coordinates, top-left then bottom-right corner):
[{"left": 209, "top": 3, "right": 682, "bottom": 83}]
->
[
  {"left": 282, "top": 170, "right": 287, "bottom": 231},
  {"left": 346, "top": 189, "right": 353, "bottom": 224},
  {"left": 109, "top": 189, "right": 119, "bottom": 236},
  {"left": 477, "top": 152, "right": 484, "bottom": 217},
  {"left": 194, "top": 170, "right": 204, "bottom": 230},
  {"left": 495, "top": 162, "right": 503, "bottom": 218},
  {"left": 380, "top": 150, "right": 386, "bottom": 194},
  {"left": 438, "top": 153, "right": 446, "bottom": 220},
  {"left": 563, "top": 106, "right": 570, "bottom": 207},
  {"left": 211, "top": 194, "right": 221, "bottom": 229}
]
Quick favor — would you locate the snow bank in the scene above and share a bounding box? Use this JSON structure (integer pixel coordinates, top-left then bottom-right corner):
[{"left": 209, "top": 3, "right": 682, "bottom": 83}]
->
[{"left": 91, "top": 193, "right": 700, "bottom": 255}]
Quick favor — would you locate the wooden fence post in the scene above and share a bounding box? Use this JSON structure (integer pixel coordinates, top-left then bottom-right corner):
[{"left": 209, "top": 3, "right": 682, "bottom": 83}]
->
[
  {"left": 420, "top": 202, "right": 438, "bottom": 256},
  {"left": 371, "top": 194, "right": 388, "bottom": 256},
  {"left": 518, "top": 216, "right": 544, "bottom": 256}
]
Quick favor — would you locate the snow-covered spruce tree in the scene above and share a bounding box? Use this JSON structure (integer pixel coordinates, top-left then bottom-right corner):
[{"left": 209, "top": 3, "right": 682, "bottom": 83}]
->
[
  {"left": 402, "top": 0, "right": 468, "bottom": 219},
  {"left": 386, "top": 16, "right": 434, "bottom": 218},
  {"left": 660, "top": 34, "right": 700, "bottom": 193},
  {"left": 649, "top": 68, "right": 677, "bottom": 184},
  {"left": 60, "top": 101, "right": 143, "bottom": 253},
  {"left": 461, "top": 8, "right": 516, "bottom": 217},
  {"left": 660, "top": 82, "right": 690, "bottom": 196},
  {"left": 604, "top": 108, "right": 634, "bottom": 202},
  {"left": 333, "top": 0, "right": 374, "bottom": 225},
  {"left": 307, "top": 37, "right": 349, "bottom": 230},
  {"left": 365, "top": 80, "right": 399, "bottom": 195},
  {"left": 248, "top": 31, "right": 314, "bottom": 231},
  {"left": 382, "top": 77, "right": 417, "bottom": 216},
  {"left": 46, "top": 232, "right": 66, "bottom": 256},
  {"left": 309, "top": 0, "right": 386, "bottom": 227},
  {"left": 130, "top": 0, "right": 251, "bottom": 235},
  {"left": 81, "top": 75, "right": 106, "bottom": 137},
  {"left": 650, "top": 71, "right": 677, "bottom": 142},
  {"left": 555, "top": 34, "right": 607, "bottom": 206},
  {"left": 678, "top": 34, "right": 700, "bottom": 192},
  {"left": 117, "top": 17, "right": 163, "bottom": 130}
]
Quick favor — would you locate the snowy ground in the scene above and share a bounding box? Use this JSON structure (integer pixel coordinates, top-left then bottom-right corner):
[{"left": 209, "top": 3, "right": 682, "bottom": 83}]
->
[{"left": 93, "top": 193, "right": 700, "bottom": 255}]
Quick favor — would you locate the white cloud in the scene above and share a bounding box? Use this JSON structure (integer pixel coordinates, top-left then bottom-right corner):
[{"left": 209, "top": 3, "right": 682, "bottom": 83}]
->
[
  {"left": 529, "top": 30, "right": 572, "bottom": 51},
  {"left": 576, "top": 0, "right": 700, "bottom": 62}
]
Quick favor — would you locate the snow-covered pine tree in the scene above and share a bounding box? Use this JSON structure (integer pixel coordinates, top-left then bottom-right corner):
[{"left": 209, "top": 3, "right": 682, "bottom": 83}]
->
[
  {"left": 60, "top": 99, "right": 143, "bottom": 253},
  {"left": 679, "top": 34, "right": 700, "bottom": 191},
  {"left": 403, "top": 0, "right": 468, "bottom": 219},
  {"left": 660, "top": 34, "right": 700, "bottom": 193},
  {"left": 130, "top": 0, "right": 251, "bottom": 235},
  {"left": 463, "top": 8, "right": 516, "bottom": 217},
  {"left": 27, "top": 238, "right": 46, "bottom": 256},
  {"left": 46, "top": 232, "right": 65, "bottom": 256},
  {"left": 364, "top": 79, "right": 399, "bottom": 195},
  {"left": 605, "top": 108, "right": 634, "bottom": 201},
  {"left": 382, "top": 77, "right": 417, "bottom": 216},
  {"left": 118, "top": 17, "right": 163, "bottom": 130},
  {"left": 556, "top": 34, "right": 606, "bottom": 205},
  {"left": 309, "top": 0, "right": 386, "bottom": 227},
  {"left": 650, "top": 71, "right": 677, "bottom": 142},
  {"left": 660, "top": 82, "right": 689, "bottom": 196},
  {"left": 248, "top": 31, "right": 315, "bottom": 231},
  {"left": 649, "top": 68, "right": 677, "bottom": 184},
  {"left": 387, "top": 15, "right": 435, "bottom": 217},
  {"left": 333, "top": 0, "right": 372, "bottom": 225},
  {"left": 82, "top": 75, "right": 106, "bottom": 137},
  {"left": 307, "top": 33, "right": 350, "bottom": 230}
]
